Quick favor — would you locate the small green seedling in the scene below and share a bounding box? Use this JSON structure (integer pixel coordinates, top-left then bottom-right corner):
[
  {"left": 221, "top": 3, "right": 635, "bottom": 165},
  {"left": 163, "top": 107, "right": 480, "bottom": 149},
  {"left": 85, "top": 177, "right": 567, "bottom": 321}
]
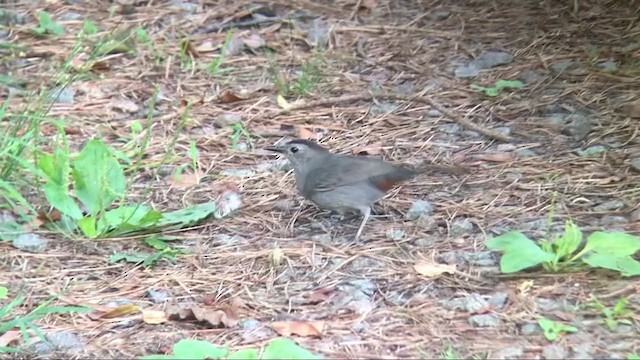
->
[
  {"left": 109, "top": 237, "right": 188, "bottom": 267},
  {"left": 587, "top": 297, "right": 632, "bottom": 331},
  {"left": 208, "top": 30, "right": 234, "bottom": 77},
  {"left": 33, "top": 11, "right": 64, "bottom": 37},
  {"left": 229, "top": 122, "right": 253, "bottom": 151},
  {"left": 441, "top": 345, "right": 460, "bottom": 360},
  {"left": 81, "top": 20, "right": 98, "bottom": 36},
  {"left": 188, "top": 140, "right": 198, "bottom": 176},
  {"left": 538, "top": 317, "right": 577, "bottom": 341},
  {"left": 139, "top": 337, "right": 322, "bottom": 360},
  {"left": 470, "top": 80, "right": 524, "bottom": 97},
  {"left": 486, "top": 220, "right": 640, "bottom": 276},
  {"left": 293, "top": 50, "right": 324, "bottom": 96}
]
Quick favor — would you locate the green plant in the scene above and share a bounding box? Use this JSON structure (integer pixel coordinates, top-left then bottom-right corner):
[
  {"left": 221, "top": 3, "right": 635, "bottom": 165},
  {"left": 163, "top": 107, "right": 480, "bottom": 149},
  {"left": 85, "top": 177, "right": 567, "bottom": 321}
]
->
[
  {"left": 109, "top": 237, "right": 188, "bottom": 267},
  {"left": 441, "top": 345, "right": 460, "bottom": 360},
  {"left": 33, "top": 11, "right": 64, "bottom": 37},
  {"left": 587, "top": 297, "right": 632, "bottom": 331},
  {"left": 486, "top": 220, "right": 640, "bottom": 276},
  {"left": 470, "top": 80, "right": 523, "bottom": 97},
  {"left": 292, "top": 50, "right": 324, "bottom": 96},
  {"left": 0, "top": 291, "right": 91, "bottom": 353},
  {"left": 207, "top": 30, "right": 234, "bottom": 77},
  {"left": 229, "top": 122, "right": 253, "bottom": 151},
  {"left": 139, "top": 337, "right": 322, "bottom": 360},
  {"left": 538, "top": 317, "right": 577, "bottom": 341}
]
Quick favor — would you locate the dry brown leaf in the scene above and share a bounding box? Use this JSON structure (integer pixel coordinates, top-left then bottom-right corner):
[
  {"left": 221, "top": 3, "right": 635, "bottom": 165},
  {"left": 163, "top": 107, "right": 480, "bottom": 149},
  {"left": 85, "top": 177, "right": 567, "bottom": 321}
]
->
[
  {"left": 195, "top": 41, "right": 216, "bottom": 53},
  {"left": 0, "top": 330, "right": 22, "bottom": 347},
  {"left": 192, "top": 306, "right": 239, "bottom": 328},
  {"left": 166, "top": 305, "right": 194, "bottom": 321},
  {"left": 170, "top": 170, "right": 202, "bottom": 188},
  {"left": 297, "top": 127, "right": 316, "bottom": 140},
  {"left": 219, "top": 90, "right": 246, "bottom": 104},
  {"left": 622, "top": 101, "right": 640, "bottom": 118},
  {"left": 242, "top": 33, "right": 265, "bottom": 49},
  {"left": 472, "top": 153, "right": 514, "bottom": 163},
  {"left": 352, "top": 142, "right": 383, "bottom": 155},
  {"left": 306, "top": 287, "right": 335, "bottom": 303},
  {"left": 271, "top": 321, "right": 325, "bottom": 337},
  {"left": 111, "top": 99, "right": 140, "bottom": 113},
  {"left": 142, "top": 309, "right": 168, "bottom": 324},
  {"left": 89, "top": 304, "right": 141, "bottom": 320},
  {"left": 413, "top": 261, "right": 456, "bottom": 277}
]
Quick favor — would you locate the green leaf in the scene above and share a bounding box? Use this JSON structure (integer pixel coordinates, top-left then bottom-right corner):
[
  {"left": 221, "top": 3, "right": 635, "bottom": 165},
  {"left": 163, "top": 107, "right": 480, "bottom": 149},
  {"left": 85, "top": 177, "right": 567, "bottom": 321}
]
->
[
  {"left": 145, "top": 237, "right": 169, "bottom": 250},
  {"left": 555, "top": 220, "right": 582, "bottom": 259},
  {"left": 228, "top": 348, "right": 259, "bottom": 360},
  {"left": 130, "top": 121, "right": 143, "bottom": 134},
  {"left": 78, "top": 216, "right": 97, "bottom": 238},
  {"left": 495, "top": 80, "right": 524, "bottom": 89},
  {"left": 583, "top": 232, "right": 640, "bottom": 256},
  {"left": 0, "top": 346, "right": 19, "bottom": 353},
  {"left": 82, "top": 20, "right": 98, "bottom": 35},
  {"left": 582, "top": 253, "right": 640, "bottom": 277},
  {"left": 0, "top": 220, "right": 23, "bottom": 242},
  {"left": 0, "top": 286, "right": 7, "bottom": 300},
  {"left": 99, "top": 205, "right": 162, "bottom": 234},
  {"left": 72, "top": 139, "right": 126, "bottom": 217},
  {"left": 262, "top": 338, "right": 322, "bottom": 360},
  {"left": 109, "top": 252, "right": 148, "bottom": 264},
  {"left": 172, "top": 339, "right": 227, "bottom": 359},
  {"left": 158, "top": 202, "right": 216, "bottom": 227},
  {"left": 44, "top": 182, "right": 83, "bottom": 220},
  {"left": 486, "top": 231, "right": 555, "bottom": 273},
  {"left": 538, "top": 317, "right": 577, "bottom": 342},
  {"left": 37, "top": 11, "right": 64, "bottom": 36},
  {"left": 627, "top": 354, "right": 640, "bottom": 360},
  {"left": 485, "top": 87, "right": 499, "bottom": 97}
]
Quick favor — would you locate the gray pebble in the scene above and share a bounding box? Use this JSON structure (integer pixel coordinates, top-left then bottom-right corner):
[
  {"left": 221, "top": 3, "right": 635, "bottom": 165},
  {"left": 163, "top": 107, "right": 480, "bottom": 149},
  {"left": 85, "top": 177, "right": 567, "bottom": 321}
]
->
[
  {"left": 312, "top": 233, "right": 332, "bottom": 245},
  {"left": 234, "top": 141, "right": 249, "bottom": 152},
  {"left": 49, "top": 87, "right": 75, "bottom": 104},
  {"left": 463, "top": 251, "right": 497, "bottom": 266},
  {"left": 393, "top": 82, "right": 414, "bottom": 96},
  {"left": 454, "top": 64, "right": 480, "bottom": 78},
  {"left": 468, "top": 314, "right": 502, "bottom": 327},
  {"left": 494, "top": 347, "right": 524, "bottom": 359},
  {"left": 60, "top": 12, "right": 83, "bottom": 21},
  {"left": 213, "top": 113, "right": 242, "bottom": 127},
  {"left": 594, "top": 199, "right": 624, "bottom": 212},
  {"left": 462, "top": 130, "right": 481, "bottom": 137},
  {"left": 35, "top": 331, "right": 85, "bottom": 354},
  {"left": 488, "top": 292, "right": 508, "bottom": 310},
  {"left": 598, "top": 59, "right": 618, "bottom": 72},
  {"left": 543, "top": 344, "right": 567, "bottom": 359},
  {"left": 577, "top": 145, "right": 606, "bottom": 157},
  {"left": 214, "top": 234, "right": 246, "bottom": 245},
  {"left": 414, "top": 237, "right": 436, "bottom": 247},
  {"left": 220, "top": 168, "right": 255, "bottom": 177},
  {"left": 170, "top": 0, "right": 201, "bottom": 13},
  {"left": 13, "top": 233, "right": 47, "bottom": 253},
  {"left": 565, "top": 114, "right": 592, "bottom": 141},
  {"left": 630, "top": 158, "right": 640, "bottom": 172},
  {"left": 370, "top": 101, "right": 398, "bottom": 116},
  {"left": 426, "top": 109, "right": 443, "bottom": 117},
  {"left": 385, "top": 229, "right": 405, "bottom": 240},
  {"left": 497, "top": 144, "right": 516, "bottom": 152},
  {"left": 405, "top": 200, "right": 434, "bottom": 220},
  {"left": 428, "top": 10, "right": 451, "bottom": 21},
  {"left": 515, "top": 149, "right": 537, "bottom": 158},
  {"left": 157, "top": 164, "right": 175, "bottom": 176},
  {"left": 146, "top": 288, "right": 170, "bottom": 303},
  {"left": 494, "top": 126, "right": 512, "bottom": 136},
  {"left": 450, "top": 219, "right": 474, "bottom": 237},
  {"left": 439, "top": 251, "right": 465, "bottom": 266},
  {"left": 519, "top": 69, "right": 542, "bottom": 84},
  {"left": 600, "top": 215, "right": 627, "bottom": 226},
  {"left": 241, "top": 318, "right": 261, "bottom": 330},
  {"left": 521, "top": 322, "right": 541, "bottom": 335},
  {"left": 439, "top": 124, "right": 461, "bottom": 134},
  {"left": 551, "top": 60, "right": 576, "bottom": 73},
  {"left": 416, "top": 215, "right": 437, "bottom": 231},
  {"left": 472, "top": 51, "right": 513, "bottom": 69},
  {"left": 571, "top": 343, "right": 594, "bottom": 359}
]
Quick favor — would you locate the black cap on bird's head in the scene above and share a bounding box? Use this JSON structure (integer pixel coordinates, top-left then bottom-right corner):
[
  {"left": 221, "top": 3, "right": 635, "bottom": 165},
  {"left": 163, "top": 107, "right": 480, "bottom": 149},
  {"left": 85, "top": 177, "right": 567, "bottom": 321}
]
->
[{"left": 265, "top": 138, "right": 330, "bottom": 168}]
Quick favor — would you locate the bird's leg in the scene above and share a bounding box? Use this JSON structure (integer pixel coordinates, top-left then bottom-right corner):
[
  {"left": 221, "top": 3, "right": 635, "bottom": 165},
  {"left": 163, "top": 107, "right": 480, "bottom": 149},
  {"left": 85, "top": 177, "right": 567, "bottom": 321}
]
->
[{"left": 354, "top": 206, "right": 371, "bottom": 242}]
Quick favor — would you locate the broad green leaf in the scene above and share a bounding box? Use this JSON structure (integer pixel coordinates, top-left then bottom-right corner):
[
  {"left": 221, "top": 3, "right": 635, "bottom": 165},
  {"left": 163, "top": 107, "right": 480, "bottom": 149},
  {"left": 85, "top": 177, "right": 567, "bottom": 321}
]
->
[
  {"left": 82, "top": 20, "right": 98, "bottom": 35},
  {"left": 582, "top": 253, "right": 640, "bottom": 277},
  {"left": 583, "top": 232, "right": 640, "bottom": 256},
  {"left": 0, "top": 346, "right": 19, "bottom": 353},
  {"left": 101, "top": 205, "right": 162, "bottom": 231},
  {"left": 485, "top": 87, "right": 499, "bottom": 97},
  {"left": 109, "top": 252, "right": 148, "bottom": 264},
  {"left": 0, "top": 220, "right": 23, "bottom": 241},
  {"left": 495, "top": 80, "right": 524, "bottom": 89},
  {"left": 0, "top": 286, "right": 7, "bottom": 299},
  {"left": 555, "top": 220, "right": 582, "bottom": 259},
  {"left": 145, "top": 237, "right": 168, "bottom": 250},
  {"left": 172, "top": 339, "right": 227, "bottom": 359},
  {"left": 72, "top": 140, "right": 126, "bottom": 217},
  {"left": 78, "top": 216, "right": 97, "bottom": 238},
  {"left": 538, "top": 317, "right": 577, "bottom": 342},
  {"left": 37, "top": 11, "right": 64, "bottom": 35},
  {"left": 486, "top": 231, "right": 555, "bottom": 273},
  {"left": 44, "top": 182, "right": 83, "bottom": 220},
  {"left": 228, "top": 348, "right": 258, "bottom": 360},
  {"left": 262, "top": 338, "right": 322, "bottom": 360},
  {"left": 159, "top": 202, "right": 216, "bottom": 227}
]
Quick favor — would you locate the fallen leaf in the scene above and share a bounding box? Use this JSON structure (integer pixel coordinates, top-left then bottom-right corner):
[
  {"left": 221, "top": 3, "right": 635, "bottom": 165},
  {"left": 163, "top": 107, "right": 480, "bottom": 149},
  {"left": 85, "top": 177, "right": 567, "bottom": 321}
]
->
[
  {"left": 276, "top": 94, "right": 292, "bottom": 110},
  {"left": 214, "top": 185, "right": 242, "bottom": 219},
  {"left": 111, "top": 98, "right": 140, "bottom": 113},
  {"left": 170, "top": 170, "right": 202, "bottom": 188},
  {"left": 271, "top": 321, "right": 324, "bottom": 337},
  {"left": 219, "top": 90, "right": 245, "bottom": 104},
  {"left": 471, "top": 153, "right": 514, "bottom": 163},
  {"left": 192, "top": 306, "right": 238, "bottom": 328},
  {"left": 142, "top": 309, "right": 168, "bottom": 324},
  {"left": 306, "top": 287, "right": 335, "bottom": 303},
  {"left": 195, "top": 40, "right": 216, "bottom": 53},
  {"left": 622, "top": 101, "right": 640, "bottom": 118},
  {"left": 89, "top": 304, "right": 141, "bottom": 320},
  {"left": 242, "top": 33, "right": 265, "bottom": 49},
  {"left": 297, "top": 127, "right": 316, "bottom": 140},
  {"left": 413, "top": 261, "right": 456, "bottom": 277},
  {"left": 361, "top": 0, "right": 378, "bottom": 9},
  {"left": 0, "top": 330, "right": 22, "bottom": 347},
  {"left": 352, "top": 142, "right": 383, "bottom": 155},
  {"left": 166, "top": 305, "right": 194, "bottom": 321}
]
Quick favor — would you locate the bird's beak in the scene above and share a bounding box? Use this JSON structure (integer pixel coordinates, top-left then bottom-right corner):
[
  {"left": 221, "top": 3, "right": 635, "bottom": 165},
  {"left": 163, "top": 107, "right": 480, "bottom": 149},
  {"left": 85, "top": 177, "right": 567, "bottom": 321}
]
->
[{"left": 265, "top": 144, "right": 285, "bottom": 153}]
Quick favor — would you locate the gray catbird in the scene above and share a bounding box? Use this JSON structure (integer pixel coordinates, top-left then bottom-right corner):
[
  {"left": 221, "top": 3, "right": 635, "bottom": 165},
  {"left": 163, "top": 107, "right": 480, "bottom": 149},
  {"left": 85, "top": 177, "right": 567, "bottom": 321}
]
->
[{"left": 266, "top": 139, "right": 422, "bottom": 241}]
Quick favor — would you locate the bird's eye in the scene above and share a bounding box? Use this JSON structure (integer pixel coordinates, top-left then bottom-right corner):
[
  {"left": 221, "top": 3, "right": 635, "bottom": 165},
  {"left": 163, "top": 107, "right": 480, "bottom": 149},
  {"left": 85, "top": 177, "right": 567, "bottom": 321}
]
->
[{"left": 290, "top": 146, "right": 299, "bottom": 153}]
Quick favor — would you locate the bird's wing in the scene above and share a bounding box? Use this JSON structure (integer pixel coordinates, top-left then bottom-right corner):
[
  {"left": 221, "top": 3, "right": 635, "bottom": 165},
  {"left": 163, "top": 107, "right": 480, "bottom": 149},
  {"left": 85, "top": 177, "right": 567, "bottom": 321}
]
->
[{"left": 304, "top": 155, "right": 416, "bottom": 194}]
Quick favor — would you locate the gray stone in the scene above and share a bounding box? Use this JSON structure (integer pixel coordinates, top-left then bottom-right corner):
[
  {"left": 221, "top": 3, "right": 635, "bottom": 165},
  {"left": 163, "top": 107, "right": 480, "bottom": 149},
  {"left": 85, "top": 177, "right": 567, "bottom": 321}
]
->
[
  {"left": 519, "top": 69, "right": 542, "bottom": 84},
  {"left": 60, "top": 12, "right": 83, "bottom": 21},
  {"left": 497, "top": 144, "right": 516, "bottom": 152},
  {"left": 442, "top": 293, "right": 488, "bottom": 313},
  {"left": 220, "top": 168, "right": 255, "bottom": 177},
  {"left": 0, "top": 10, "right": 27, "bottom": 26},
  {"left": 565, "top": 114, "right": 592, "bottom": 141},
  {"left": 571, "top": 343, "right": 594, "bottom": 359},
  {"left": 385, "top": 229, "right": 406, "bottom": 240},
  {"left": 468, "top": 314, "right": 502, "bottom": 327},
  {"left": 534, "top": 297, "right": 563, "bottom": 312},
  {"left": 542, "top": 344, "right": 567, "bottom": 359},
  {"left": 394, "top": 82, "right": 414, "bottom": 96},
  {"left": 312, "top": 233, "right": 332, "bottom": 245},
  {"left": 551, "top": 60, "right": 576, "bottom": 73},
  {"left": 454, "top": 64, "right": 480, "bottom": 78},
  {"left": 221, "top": 38, "right": 244, "bottom": 57},
  {"left": 46, "top": 331, "right": 85, "bottom": 352},
  {"left": 416, "top": 215, "right": 437, "bottom": 231},
  {"left": 414, "top": 237, "right": 436, "bottom": 247},
  {"left": 494, "top": 126, "right": 512, "bottom": 136},
  {"left": 49, "top": 87, "right": 75, "bottom": 104},
  {"left": 598, "top": 59, "right": 618, "bottom": 72},
  {"left": 494, "top": 347, "right": 524, "bottom": 359},
  {"left": 521, "top": 322, "right": 541, "bottom": 335},
  {"left": 147, "top": 288, "right": 170, "bottom": 303},
  {"left": 600, "top": 216, "right": 627, "bottom": 226},
  {"left": 428, "top": 10, "right": 451, "bottom": 21},
  {"left": 488, "top": 292, "right": 508, "bottom": 310},
  {"left": 214, "top": 234, "right": 246, "bottom": 245},
  {"left": 213, "top": 113, "right": 242, "bottom": 127},
  {"left": 439, "top": 251, "right": 465, "bottom": 266},
  {"left": 405, "top": 200, "right": 434, "bottom": 220},
  {"left": 463, "top": 251, "right": 497, "bottom": 266},
  {"left": 338, "top": 279, "right": 376, "bottom": 300},
  {"left": 462, "top": 130, "right": 481, "bottom": 137},
  {"left": 630, "top": 158, "right": 640, "bottom": 172},
  {"left": 157, "top": 165, "right": 175, "bottom": 176},
  {"left": 515, "top": 149, "right": 537, "bottom": 158},
  {"left": 426, "top": 109, "right": 443, "bottom": 117},
  {"left": 241, "top": 318, "right": 261, "bottom": 330},
  {"left": 438, "top": 124, "right": 461, "bottom": 134},
  {"left": 547, "top": 113, "right": 568, "bottom": 126},
  {"left": 472, "top": 51, "right": 513, "bottom": 69},
  {"left": 170, "top": 0, "right": 201, "bottom": 13},
  {"left": 594, "top": 199, "right": 624, "bottom": 212},
  {"left": 450, "top": 219, "right": 474, "bottom": 237},
  {"left": 577, "top": 145, "right": 606, "bottom": 157},
  {"left": 13, "top": 233, "right": 47, "bottom": 253},
  {"left": 234, "top": 141, "right": 249, "bottom": 152}
]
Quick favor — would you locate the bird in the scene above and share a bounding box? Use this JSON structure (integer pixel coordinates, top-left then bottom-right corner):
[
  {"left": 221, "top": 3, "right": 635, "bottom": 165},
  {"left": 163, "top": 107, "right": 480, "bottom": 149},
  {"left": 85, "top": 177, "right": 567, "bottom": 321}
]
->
[{"left": 265, "top": 138, "right": 420, "bottom": 241}]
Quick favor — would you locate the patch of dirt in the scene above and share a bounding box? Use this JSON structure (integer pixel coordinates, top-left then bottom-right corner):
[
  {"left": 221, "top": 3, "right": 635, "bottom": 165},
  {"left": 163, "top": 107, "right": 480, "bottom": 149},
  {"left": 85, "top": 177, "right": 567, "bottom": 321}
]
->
[{"left": 1, "top": 0, "right": 640, "bottom": 358}]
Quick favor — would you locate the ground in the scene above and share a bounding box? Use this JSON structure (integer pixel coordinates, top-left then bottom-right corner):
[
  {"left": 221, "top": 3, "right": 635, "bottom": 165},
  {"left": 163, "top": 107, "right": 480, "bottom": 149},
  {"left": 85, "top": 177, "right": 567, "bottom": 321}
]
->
[{"left": 1, "top": 0, "right": 640, "bottom": 359}]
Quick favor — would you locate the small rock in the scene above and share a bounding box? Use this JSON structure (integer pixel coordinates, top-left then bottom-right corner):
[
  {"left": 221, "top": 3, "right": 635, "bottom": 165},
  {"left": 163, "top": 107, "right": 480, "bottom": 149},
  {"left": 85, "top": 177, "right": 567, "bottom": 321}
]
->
[
  {"left": 0, "top": 10, "right": 27, "bottom": 26},
  {"left": 405, "top": 200, "right": 434, "bottom": 220},
  {"left": 234, "top": 141, "right": 249, "bottom": 152},
  {"left": 274, "top": 199, "right": 296, "bottom": 211},
  {"left": 414, "top": 237, "right": 436, "bottom": 247},
  {"left": 463, "top": 251, "right": 497, "bottom": 266},
  {"left": 468, "top": 314, "right": 502, "bottom": 327},
  {"left": 428, "top": 10, "right": 451, "bottom": 21},
  {"left": 416, "top": 215, "right": 437, "bottom": 231},
  {"left": 147, "top": 288, "right": 170, "bottom": 303},
  {"left": 439, "top": 251, "right": 465, "bottom": 266},
  {"left": 488, "top": 292, "right": 508, "bottom": 310},
  {"left": 426, "top": 109, "right": 443, "bottom": 117},
  {"left": 222, "top": 38, "right": 245, "bottom": 57},
  {"left": 351, "top": 321, "right": 370, "bottom": 333},
  {"left": 547, "top": 113, "right": 568, "bottom": 126},
  {"left": 450, "top": 219, "right": 474, "bottom": 237},
  {"left": 35, "top": 331, "right": 85, "bottom": 354},
  {"left": 551, "top": 60, "right": 576, "bottom": 73},
  {"left": 594, "top": 199, "right": 625, "bottom": 212},
  {"left": 598, "top": 59, "right": 618, "bottom": 72},
  {"left": 515, "top": 148, "right": 537, "bottom": 158},
  {"left": 170, "top": 0, "right": 201, "bottom": 13},
  {"left": 534, "top": 297, "right": 577, "bottom": 312},
  {"left": 370, "top": 101, "right": 398, "bottom": 116},
  {"left": 571, "top": 343, "right": 594, "bottom": 359},
  {"left": 49, "top": 87, "right": 75, "bottom": 104},
  {"left": 385, "top": 229, "right": 405, "bottom": 240},
  {"left": 157, "top": 165, "right": 175, "bottom": 177},
  {"left": 600, "top": 215, "right": 627, "bottom": 226},
  {"left": 577, "top": 145, "right": 606, "bottom": 157},
  {"left": 497, "top": 144, "right": 516, "bottom": 152},
  {"left": 394, "top": 82, "right": 414, "bottom": 96},
  {"left": 494, "top": 126, "right": 513, "bottom": 136},
  {"left": 630, "top": 208, "right": 640, "bottom": 222},
  {"left": 306, "top": 18, "right": 329, "bottom": 48},
  {"left": 543, "top": 345, "right": 567, "bottom": 359},
  {"left": 522, "top": 218, "right": 547, "bottom": 231},
  {"left": 214, "top": 234, "right": 246, "bottom": 245},
  {"left": 220, "top": 168, "right": 255, "bottom": 177},
  {"left": 462, "top": 130, "right": 481, "bottom": 137},
  {"left": 241, "top": 318, "right": 261, "bottom": 330},
  {"left": 338, "top": 279, "right": 376, "bottom": 300},
  {"left": 519, "top": 69, "right": 542, "bottom": 84},
  {"left": 630, "top": 158, "right": 640, "bottom": 172},
  {"left": 494, "top": 347, "right": 524, "bottom": 359},
  {"left": 213, "top": 113, "right": 242, "bottom": 127},
  {"left": 615, "top": 324, "right": 634, "bottom": 334},
  {"left": 439, "top": 124, "right": 461, "bottom": 134},
  {"left": 348, "top": 298, "right": 375, "bottom": 315},
  {"left": 442, "top": 293, "right": 488, "bottom": 313},
  {"left": 472, "top": 51, "right": 513, "bottom": 69},
  {"left": 454, "top": 64, "right": 480, "bottom": 78},
  {"left": 565, "top": 113, "right": 592, "bottom": 141},
  {"left": 521, "top": 322, "right": 541, "bottom": 335},
  {"left": 13, "top": 233, "right": 47, "bottom": 253},
  {"left": 60, "top": 12, "right": 83, "bottom": 21},
  {"left": 312, "top": 233, "right": 332, "bottom": 245}
]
